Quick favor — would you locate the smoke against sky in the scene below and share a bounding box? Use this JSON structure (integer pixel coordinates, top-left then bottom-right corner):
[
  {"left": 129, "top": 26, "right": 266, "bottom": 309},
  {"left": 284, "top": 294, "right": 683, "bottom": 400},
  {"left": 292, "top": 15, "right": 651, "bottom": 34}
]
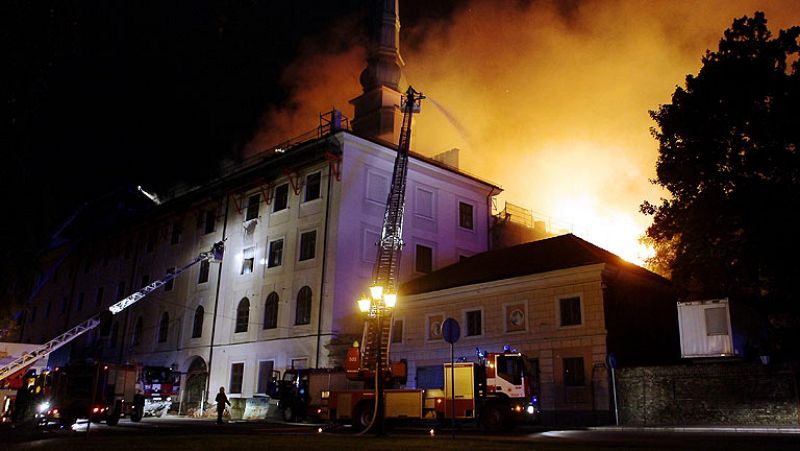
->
[{"left": 246, "top": 0, "right": 800, "bottom": 264}]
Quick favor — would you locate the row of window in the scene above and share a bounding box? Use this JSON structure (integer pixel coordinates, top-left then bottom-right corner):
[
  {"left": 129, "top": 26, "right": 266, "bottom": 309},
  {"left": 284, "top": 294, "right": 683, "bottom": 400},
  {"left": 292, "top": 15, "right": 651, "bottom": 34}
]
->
[
  {"left": 123, "top": 287, "right": 315, "bottom": 350},
  {"left": 227, "top": 357, "right": 307, "bottom": 395},
  {"left": 243, "top": 172, "right": 322, "bottom": 222},
  {"left": 367, "top": 172, "right": 476, "bottom": 231},
  {"left": 239, "top": 231, "right": 317, "bottom": 276},
  {"left": 418, "top": 297, "right": 584, "bottom": 342}
]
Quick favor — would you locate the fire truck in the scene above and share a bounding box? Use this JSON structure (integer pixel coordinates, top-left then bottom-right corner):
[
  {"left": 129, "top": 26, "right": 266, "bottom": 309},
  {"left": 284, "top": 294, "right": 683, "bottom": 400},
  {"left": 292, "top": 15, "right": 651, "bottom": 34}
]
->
[
  {"left": 323, "top": 346, "right": 539, "bottom": 432},
  {"left": 35, "top": 362, "right": 179, "bottom": 425},
  {"left": 0, "top": 241, "right": 224, "bottom": 424}
]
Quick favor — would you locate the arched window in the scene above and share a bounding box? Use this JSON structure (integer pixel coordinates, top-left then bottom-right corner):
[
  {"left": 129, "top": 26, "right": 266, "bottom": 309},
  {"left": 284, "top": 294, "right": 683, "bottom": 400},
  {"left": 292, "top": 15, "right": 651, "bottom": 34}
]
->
[
  {"left": 295, "top": 286, "right": 312, "bottom": 325},
  {"left": 192, "top": 305, "right": 204, "bottom": 338},
  {"left": 158, "top": 312, "right": 169, "bottom": 343},
  {"left": 263, "top": 292, "right": 279, "bottom": 329},
  {"left": 235, "top": 297, "right": 250, "bottom": 333},
  {"left": 108, "top": 321, "right": 119, "bottom": 349},
  {"left": 132, "top": 317, "right": 143, "bottom": 346}
]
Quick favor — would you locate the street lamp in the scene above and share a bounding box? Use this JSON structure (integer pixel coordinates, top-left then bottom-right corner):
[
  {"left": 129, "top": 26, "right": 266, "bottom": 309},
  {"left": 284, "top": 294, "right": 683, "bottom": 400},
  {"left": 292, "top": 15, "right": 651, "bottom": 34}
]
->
[{"left": 357, "top": 284, "right": 397, "bottom": 435}]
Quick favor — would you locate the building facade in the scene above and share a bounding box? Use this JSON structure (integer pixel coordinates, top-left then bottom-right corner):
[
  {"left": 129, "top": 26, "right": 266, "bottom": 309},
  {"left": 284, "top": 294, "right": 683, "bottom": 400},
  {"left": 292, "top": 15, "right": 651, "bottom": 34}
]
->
[
  {"left": 393, "top": 234, "right": 678, "bottom": 425},
  {"left": 19, "top": 128, "right": 499, "bottom": 411}
]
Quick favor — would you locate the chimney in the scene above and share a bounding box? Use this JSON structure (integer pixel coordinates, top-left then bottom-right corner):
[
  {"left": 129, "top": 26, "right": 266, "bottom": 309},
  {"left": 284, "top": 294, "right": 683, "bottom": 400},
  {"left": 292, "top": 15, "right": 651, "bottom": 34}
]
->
[{"left": 350, "top": 0, "right": 404, "bottom": 145}]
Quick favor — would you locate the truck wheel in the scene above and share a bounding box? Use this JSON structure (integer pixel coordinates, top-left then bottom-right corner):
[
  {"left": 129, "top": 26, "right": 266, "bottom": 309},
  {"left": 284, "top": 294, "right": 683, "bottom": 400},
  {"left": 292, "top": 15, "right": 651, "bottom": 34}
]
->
[
  {"left": 281, "top": 406, "right": 294, "bottom": 423},
  {"left": 130, "top": 408, "right": 143, "bottom": 422},
  {"left": 480, "top": 404, "right": 508, "bottom": 432},
  {"left": 352, "top": 402, "right": 374, "bottom": 431},
  {"left": 106, "top": 412, "right": 120, "bottom": 426}
]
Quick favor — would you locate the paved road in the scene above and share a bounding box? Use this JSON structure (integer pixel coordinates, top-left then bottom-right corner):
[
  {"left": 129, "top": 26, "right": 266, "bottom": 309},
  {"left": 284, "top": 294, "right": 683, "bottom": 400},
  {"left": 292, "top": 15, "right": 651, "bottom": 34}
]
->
[{"left": 5, "top": 417, "right": 800, "bottom": 450}]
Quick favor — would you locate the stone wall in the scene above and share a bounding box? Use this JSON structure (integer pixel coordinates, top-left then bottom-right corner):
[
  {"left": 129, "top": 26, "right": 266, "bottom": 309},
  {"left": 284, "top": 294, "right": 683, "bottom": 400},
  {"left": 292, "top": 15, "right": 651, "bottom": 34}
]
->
[{"left": 616, "top": 362, "right": 799, "bottom": 425}]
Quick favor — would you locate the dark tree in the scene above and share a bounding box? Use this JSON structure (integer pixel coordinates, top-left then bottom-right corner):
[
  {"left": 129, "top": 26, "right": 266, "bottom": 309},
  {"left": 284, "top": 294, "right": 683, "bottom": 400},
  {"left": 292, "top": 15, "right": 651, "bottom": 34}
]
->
[{"left": 642, "top": 12, "right": 800, "bottom": 357}]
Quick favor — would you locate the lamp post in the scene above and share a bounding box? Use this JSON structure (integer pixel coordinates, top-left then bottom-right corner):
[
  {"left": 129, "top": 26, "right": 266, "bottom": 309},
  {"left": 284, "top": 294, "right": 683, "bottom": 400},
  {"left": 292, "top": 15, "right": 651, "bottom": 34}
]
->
[{"left": 357, "top": 284, "right": 396, "bottom": 435}]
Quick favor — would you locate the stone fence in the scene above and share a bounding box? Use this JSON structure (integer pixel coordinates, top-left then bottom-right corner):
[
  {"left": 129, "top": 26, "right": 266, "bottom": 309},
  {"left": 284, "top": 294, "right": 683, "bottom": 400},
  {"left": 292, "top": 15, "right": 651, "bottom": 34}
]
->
[{"left": 616, "top": 362, "right": 799, "bottom": 425}]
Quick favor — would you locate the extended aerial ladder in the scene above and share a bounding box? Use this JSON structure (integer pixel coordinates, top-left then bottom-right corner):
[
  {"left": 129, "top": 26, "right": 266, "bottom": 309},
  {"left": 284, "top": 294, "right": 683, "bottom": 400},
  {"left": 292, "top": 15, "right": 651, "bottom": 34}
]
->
[
  {"left": 353, "top": 86, "right": 424, "bottom": 382},
  {"left": 0, "top": 241, "right": 225, "bottom": 382}
]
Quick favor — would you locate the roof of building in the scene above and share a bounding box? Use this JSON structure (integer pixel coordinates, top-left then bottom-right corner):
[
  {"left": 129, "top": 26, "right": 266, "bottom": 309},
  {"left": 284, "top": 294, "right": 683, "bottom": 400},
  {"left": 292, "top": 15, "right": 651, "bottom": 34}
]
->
[{"left": 400, "top": 234, "right": 669, "bottom": 295}]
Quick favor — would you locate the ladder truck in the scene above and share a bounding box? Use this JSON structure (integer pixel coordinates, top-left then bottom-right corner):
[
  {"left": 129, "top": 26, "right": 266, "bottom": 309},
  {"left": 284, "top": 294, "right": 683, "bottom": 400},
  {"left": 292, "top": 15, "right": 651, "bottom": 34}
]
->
[
  {"left": 0, "top": 241, "right": 224, "bottom": 423},
  {"left": 322, "top": 88, "right": 539, "bottom": 431}
]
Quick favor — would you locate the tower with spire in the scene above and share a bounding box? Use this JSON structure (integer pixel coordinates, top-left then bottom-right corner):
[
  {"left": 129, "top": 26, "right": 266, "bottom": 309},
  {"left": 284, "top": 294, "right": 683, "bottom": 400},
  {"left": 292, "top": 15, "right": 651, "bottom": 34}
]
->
[{"left": 350, "top": 0, "right": 405, "bottom": 145}]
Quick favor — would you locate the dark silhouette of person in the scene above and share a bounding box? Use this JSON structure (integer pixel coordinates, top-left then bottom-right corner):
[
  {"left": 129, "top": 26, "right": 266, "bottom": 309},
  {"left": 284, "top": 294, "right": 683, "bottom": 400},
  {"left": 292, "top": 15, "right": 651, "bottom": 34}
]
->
[{"left": 215, "top": 386, "right": 231, "bottom": 424}]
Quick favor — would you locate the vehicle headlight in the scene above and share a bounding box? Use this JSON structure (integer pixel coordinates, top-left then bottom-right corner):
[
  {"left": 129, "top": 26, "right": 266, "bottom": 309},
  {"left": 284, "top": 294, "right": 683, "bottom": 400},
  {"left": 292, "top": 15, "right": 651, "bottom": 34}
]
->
[
  {"left": 321, "top": 390, "right": 330, "bottom": 399},
  {"left": 37, "top": 402, "right": 50, "bottom": 414},
  {"left": 526, "top": 405, "right": 535, "bottom": 415}
]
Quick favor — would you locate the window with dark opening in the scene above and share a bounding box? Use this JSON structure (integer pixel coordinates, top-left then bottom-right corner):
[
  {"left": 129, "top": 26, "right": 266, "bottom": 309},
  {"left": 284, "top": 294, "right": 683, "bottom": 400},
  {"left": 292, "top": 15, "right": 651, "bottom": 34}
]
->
[
  {"left": 304, "top": 172, "right": 321, "bottom": 202},
  {"left": 158, "top": 312, "right": 169, "bottom": 343},
  {"left": 257, "top": 361, "right": 274, "bottom": 394},
  {"left": 466, "top": 310, "right": 482, "bottom": 336},
  {"left": 415, "top": 244, "right": 432, "bottom": 273},
  {"left": 273, "top": 184, "right": 289, "bottom": 212},
  {"left": 563, "top": 357, "right": 585, "bottom": 386},
  {"left": 164, "top": 268, "right": 176, "bottom": 291},
  {"left": 459, "top": 202, "right": 474, "bottom": 230},
  {"left": 235, "top": 298, "right": 250, "bottom": 333},
  {"left": 132, "top": 317, "right": 143, "bottom": 346},
  {"left": 204, "top": 210, "right": 216, "bottom": 234},
  {"left": 245, "top": 194, "right": 260, "bottom": 221},
  {"left": 392, "top": 319, "right": 404, "bottom": 344},
  {"left": 559, "top": 297, "right": 582, "bottom": 326},
  {"left": 299, "top": 231, "right": 316, "bottom": 261},
  {"left": 198, "top": 260, "right": 210, "bottom": 284},
  {"left": 229, "top": 363, "right": 244, "bottom": 394},
  {"left": 263, "top": 292, "right": 279, "bottom": 329},
  {"left": 95, "top": 287, "right": 104, "bottom": 307},
  {"left": 241, "top": 247, "right": 255, "bottom": 275},
  {"left": 295, "top": 286, "right": 312, "bottom": 325},
  {"left": 192, "top": 306, "right": 204, "bottom": 338},
  {"left": 268, "top": 239, "right": 283, "bottom": 268}
]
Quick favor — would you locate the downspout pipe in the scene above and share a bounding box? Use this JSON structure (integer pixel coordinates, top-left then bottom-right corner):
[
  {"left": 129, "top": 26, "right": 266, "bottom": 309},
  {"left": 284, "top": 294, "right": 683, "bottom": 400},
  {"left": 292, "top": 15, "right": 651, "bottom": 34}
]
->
[
  {"left": 316, "top": 144, "right": 337, "bottom": 368},
  {"left": 205, "top": 195, "right": 230, "bottom": 399}
]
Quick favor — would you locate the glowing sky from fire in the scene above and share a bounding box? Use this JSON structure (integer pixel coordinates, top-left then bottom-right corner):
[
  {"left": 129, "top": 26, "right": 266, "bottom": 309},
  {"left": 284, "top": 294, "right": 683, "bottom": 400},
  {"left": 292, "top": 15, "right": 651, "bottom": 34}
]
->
[{"left": 246, "top": 0, "right": 800, "bottom": 266}]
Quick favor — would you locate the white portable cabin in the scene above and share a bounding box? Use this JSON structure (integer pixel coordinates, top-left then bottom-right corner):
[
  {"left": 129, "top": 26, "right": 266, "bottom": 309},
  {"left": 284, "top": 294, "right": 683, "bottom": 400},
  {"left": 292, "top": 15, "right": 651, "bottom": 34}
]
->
[{"left": 677, "top": 298, "right": 738, "bottom": 358}]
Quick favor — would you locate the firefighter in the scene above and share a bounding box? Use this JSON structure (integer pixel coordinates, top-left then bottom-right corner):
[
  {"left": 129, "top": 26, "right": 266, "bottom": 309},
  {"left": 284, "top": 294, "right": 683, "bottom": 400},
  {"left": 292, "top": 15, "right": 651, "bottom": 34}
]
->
[{"left": 215, "top": 387, "right": 230, "bottom": 424}]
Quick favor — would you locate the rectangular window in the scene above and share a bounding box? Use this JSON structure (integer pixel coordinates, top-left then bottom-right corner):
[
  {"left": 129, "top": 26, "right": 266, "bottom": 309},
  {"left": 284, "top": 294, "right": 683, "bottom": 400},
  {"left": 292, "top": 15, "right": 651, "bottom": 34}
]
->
[
  {"left": 229, "top": 363, "right": 244, "bottom": 394},
  {"left": 465, "top": 310, "right": 482, "bottom": 336},
  {"left": 290, "top": 358, "right": 308, "bottom": 370},
  {"left": 76, "top": 292, "right": 84, "bottom": 312},
  {"left": 392, "top": 319, "right": 404, "bottom": 344},
  {"left": 304, "top": 172, "right": 321, "bottom": 202},
  {"left": 267, "top": 239, "right": 283, "bottom": 268},
  {"left": 459, "top": 202, "right": 474, "bottom": 230},
  {"left": 241, "top": 247, "right": 255, "bottom": 274},
  {"left": 204, "top": 210, "right": 216, "bottom": 234},
  {"left": 273, "top": 184, "right": 289, "bottom": 212},
  {"left": 117, "top": 281, "right": 126, "bottom": 300},
  {"left": 95, "top": 287, "right": 104, "bottom": 307},
  {"left": 198, "top": 260, "right": 210, "bottom": 284},
  {"left": 415, "top": 244, "right": 433, "bottom": 273},
  {"left": 245, "top": 194, "right": 260, "bottom": 221},
  {"left": 366, "top": 171, "right": 389, "bottom": 203},
  {"left": 164, "top": 268, "right": 176, "bottom": 291},
  {"left": 170, "top": 223, "right": 182, "bottom": 245},
  {"left": 559, "top": 297, "right": 582, "bottom": 326},
  {"left": 705, "top": 307, "right": 729, "bottom": 335},
  {"left": 141, "top": 274, "right": 150, "bottom": 288},
  {"left": 563, "top": 357, "right": 585, "bottom": 387},
  {"left": 299, "top": 231, "right": 316, "bottom": 261},
  {"left": 257, "top": 361, "right": 275, "bottom": 394},
  {"left": 415, "top": 188, "right": 434, "bottom": 218}
]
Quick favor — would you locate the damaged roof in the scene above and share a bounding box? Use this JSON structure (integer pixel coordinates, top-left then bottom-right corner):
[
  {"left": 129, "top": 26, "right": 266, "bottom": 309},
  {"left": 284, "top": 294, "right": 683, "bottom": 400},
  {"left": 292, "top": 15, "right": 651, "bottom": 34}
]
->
[{"left": 400, "top": 234, "right": 668, "bottom": 295}]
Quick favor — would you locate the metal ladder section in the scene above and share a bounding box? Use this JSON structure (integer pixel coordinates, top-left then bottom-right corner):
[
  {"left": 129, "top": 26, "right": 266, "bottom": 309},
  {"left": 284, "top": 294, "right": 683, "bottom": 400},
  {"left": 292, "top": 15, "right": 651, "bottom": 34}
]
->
[
  {"left": 360, "top": 87, "right": 423, "bottom": 375},
  {"left": 0, "top": 241, "right": 224, "bottom": 382}
]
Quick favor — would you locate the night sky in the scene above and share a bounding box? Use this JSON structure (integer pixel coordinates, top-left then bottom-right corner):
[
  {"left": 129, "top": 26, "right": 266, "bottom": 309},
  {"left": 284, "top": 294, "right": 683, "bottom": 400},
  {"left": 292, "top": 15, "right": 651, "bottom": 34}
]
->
[{"left": 3, "top": 0, "right": 464, "bottom": 288}]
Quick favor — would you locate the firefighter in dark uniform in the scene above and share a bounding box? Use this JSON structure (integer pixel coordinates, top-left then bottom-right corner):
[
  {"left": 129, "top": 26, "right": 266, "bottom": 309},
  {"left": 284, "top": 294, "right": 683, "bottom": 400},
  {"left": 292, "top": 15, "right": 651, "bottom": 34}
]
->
[{"left": 215, "top": 386, "right": 231, "bottom": 424}]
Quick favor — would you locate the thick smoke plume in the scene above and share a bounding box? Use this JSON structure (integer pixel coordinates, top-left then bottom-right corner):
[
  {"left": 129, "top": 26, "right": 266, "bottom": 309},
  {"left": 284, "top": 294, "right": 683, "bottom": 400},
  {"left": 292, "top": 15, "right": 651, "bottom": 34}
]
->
[{"left": 246, "top": 0, "right": 800, "bottom": 263}]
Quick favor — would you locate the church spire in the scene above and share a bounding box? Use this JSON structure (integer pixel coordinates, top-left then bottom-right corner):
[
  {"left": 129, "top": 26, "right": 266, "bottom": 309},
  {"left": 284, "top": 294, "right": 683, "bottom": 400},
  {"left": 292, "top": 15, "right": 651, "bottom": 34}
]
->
[{"left": 350, "top": 0, "right": 405, "bottom": 144}]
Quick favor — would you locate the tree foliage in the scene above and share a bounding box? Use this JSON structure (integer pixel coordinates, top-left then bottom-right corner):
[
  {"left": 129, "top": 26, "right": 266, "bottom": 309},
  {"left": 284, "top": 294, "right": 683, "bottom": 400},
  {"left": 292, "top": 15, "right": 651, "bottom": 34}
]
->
[{"left": 642, "top": 12, "right": 800, "bottom": 355}]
